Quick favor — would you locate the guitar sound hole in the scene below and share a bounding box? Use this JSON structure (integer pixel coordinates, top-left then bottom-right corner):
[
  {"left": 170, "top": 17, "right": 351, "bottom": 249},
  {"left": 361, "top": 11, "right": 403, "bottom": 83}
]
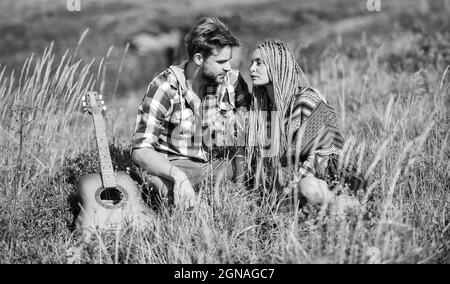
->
[{"left": 99, "top": 187, "right": 124, "bottom": 206}]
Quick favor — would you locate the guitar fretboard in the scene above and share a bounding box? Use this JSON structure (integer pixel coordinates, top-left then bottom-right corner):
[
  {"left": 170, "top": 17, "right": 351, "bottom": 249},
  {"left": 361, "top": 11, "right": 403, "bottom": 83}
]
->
[{"left": 92, "top": 113, "right": 117, "bottom": 188}]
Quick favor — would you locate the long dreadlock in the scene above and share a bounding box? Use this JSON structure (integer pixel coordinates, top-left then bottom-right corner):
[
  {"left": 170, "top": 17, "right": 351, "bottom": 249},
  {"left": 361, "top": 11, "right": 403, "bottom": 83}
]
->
[{"left": 247, "top": 40, "right": 309, "bottom": 189}]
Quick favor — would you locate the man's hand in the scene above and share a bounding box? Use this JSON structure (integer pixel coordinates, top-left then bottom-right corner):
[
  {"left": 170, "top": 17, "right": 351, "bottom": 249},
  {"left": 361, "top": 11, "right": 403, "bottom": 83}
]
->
[{"left": 172, "top": 171, "right": 196, "bottom": 209}]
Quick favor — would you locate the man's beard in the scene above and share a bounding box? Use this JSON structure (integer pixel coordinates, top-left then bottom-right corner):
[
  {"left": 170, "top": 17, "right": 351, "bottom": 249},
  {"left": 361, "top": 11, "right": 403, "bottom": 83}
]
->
[{"left": 202, "top": 67, "right": 225, "bottom": 84}]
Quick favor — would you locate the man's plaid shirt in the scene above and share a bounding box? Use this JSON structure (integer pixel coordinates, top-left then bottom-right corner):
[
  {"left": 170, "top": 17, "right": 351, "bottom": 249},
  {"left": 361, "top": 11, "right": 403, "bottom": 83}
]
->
[{"left": 132, "top": 61, "right": 250, "bottom": 162}]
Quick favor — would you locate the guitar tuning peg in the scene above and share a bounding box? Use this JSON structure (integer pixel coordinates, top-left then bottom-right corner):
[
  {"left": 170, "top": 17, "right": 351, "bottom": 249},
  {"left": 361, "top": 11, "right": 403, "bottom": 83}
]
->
[
  {"left": 103, "top": 106, "right": 107, "bottom": 111},
  {"left": 82, "top": 102, "right": 86, "bottom": 106},
  {"left": 101, "top": 100, "right": 105, "bottom": 105},
  {"left": 99, "top": 95, "right": 103, "bottom": 100},
  {"left": 82, "top": 95, "right": 86, "bottom": 101}
]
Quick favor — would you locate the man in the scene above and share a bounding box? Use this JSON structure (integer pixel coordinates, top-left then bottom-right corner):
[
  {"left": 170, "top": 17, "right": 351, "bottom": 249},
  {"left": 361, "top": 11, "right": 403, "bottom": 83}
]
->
[{"left": 131, "top": 17, "right": 250, "bottom": 208}]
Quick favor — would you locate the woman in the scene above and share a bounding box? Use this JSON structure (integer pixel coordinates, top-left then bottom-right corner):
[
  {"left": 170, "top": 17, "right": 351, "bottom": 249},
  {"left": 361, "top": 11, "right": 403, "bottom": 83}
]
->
[{"left": 247, "top": 40, "right": 345, "bottom": 207}]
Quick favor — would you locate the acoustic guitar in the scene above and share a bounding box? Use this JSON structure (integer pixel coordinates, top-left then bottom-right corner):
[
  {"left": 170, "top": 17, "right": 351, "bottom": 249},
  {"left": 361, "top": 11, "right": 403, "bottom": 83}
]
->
[{"left": 77, "top": 91, "right": 153, "bottom": 240}]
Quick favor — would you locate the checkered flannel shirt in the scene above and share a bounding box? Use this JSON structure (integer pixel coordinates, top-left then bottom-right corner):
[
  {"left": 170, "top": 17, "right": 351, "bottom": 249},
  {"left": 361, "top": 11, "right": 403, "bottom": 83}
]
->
[{"left": 132, "top": 61, "right": 250, "bottom": 162}]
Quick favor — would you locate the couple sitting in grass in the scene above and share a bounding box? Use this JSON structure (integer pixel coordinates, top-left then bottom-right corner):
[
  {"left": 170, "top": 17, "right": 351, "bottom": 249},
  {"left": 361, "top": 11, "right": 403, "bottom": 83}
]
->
[{"left": 131, "top": 17, "right": 348, "bottom": 210}]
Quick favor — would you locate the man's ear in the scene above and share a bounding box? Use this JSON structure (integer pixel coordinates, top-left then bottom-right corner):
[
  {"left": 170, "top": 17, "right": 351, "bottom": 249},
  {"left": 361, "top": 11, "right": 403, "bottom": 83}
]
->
[{"left": 193, "top": 53, "right": 204, "bottom": 66}]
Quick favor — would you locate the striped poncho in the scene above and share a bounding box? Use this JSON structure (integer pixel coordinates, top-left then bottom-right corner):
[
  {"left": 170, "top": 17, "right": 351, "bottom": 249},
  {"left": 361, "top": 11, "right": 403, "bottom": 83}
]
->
[{"left": 283, "top": 86, "right": 344, "bottom": 181}]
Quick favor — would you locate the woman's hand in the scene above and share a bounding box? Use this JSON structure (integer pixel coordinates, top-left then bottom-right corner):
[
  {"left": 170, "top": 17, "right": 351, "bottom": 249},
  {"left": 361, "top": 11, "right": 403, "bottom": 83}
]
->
[
  {"left": 299, "top": 176, "right": 334, "bottom": 206},
  {"left": 285, "top": 176, "right": 335, "bottom": 206}
]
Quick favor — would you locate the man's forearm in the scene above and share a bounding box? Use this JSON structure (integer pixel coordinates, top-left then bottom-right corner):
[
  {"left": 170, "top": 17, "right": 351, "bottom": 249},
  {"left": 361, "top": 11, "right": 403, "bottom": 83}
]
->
[
  {"left": 232, "top": 146, "right": 246, "bottom": 184},
  {"left": 131, "top": 148, "right": 186, "bottom": 182}
]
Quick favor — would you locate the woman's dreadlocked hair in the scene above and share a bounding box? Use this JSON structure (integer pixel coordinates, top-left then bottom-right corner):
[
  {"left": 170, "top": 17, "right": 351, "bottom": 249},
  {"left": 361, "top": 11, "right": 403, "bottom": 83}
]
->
[{"left": 247, "top": 40, "right": 309, "bottom": 189}]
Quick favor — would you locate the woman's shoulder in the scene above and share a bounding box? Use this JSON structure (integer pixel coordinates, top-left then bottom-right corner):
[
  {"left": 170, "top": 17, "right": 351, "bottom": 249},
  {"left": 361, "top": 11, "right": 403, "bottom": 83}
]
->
[
  {"left": 291, "top": 86, "right": 327, "bottom": 112},
  {"left": 294, "top": 86, "right": 327, "bottom": 103}
]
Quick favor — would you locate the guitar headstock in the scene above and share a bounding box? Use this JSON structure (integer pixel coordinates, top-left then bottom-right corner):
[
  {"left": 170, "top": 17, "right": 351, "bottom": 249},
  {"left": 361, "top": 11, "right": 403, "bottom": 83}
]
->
[{"left": 82, "top": 91, "right": 106, "bottom": 115}]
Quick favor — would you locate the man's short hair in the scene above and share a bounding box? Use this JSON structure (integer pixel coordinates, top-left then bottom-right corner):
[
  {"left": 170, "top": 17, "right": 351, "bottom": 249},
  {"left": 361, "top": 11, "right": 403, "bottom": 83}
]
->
[{"left": 185, "top": 17, "right": 240, "bottom": 59}]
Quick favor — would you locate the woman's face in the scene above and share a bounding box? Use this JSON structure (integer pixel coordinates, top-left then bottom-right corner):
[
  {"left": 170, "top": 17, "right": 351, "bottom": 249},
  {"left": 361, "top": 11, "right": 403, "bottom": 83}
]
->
[{"left": 250, "top": 49, "right": 270, "bottom": 86}]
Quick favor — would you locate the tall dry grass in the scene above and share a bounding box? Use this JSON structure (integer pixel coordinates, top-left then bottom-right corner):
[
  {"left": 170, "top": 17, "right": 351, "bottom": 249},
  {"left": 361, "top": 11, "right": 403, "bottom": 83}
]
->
[
  {"left": 0, "top": 31, "right": 98, "bottom": 195},
  {"left": 0, "top": 32, "right": 107, "bottom": 262}
]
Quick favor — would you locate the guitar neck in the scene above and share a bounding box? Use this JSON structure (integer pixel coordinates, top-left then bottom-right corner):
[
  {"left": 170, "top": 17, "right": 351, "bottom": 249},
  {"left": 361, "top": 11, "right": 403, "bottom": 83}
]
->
[{"left": 92, "top": 113, "right": 117, "bottom": 188}]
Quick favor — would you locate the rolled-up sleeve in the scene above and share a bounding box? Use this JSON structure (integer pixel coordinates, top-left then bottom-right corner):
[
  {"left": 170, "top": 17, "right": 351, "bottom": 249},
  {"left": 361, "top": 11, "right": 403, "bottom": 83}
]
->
[{"left": 132, "top": 80, "right": 172, "bottom": 150}]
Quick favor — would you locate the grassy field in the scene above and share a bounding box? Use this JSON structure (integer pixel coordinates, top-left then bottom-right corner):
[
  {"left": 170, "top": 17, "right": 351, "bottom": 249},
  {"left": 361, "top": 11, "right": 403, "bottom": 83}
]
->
[{"left": 0, "top": 0, "right": 449, "bottom": 263}]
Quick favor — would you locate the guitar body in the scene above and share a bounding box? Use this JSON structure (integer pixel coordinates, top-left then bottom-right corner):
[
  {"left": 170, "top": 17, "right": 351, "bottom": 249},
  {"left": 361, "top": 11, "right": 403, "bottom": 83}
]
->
[{"left": 77, "top": 171, "right": 153, "bottom": 238}]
